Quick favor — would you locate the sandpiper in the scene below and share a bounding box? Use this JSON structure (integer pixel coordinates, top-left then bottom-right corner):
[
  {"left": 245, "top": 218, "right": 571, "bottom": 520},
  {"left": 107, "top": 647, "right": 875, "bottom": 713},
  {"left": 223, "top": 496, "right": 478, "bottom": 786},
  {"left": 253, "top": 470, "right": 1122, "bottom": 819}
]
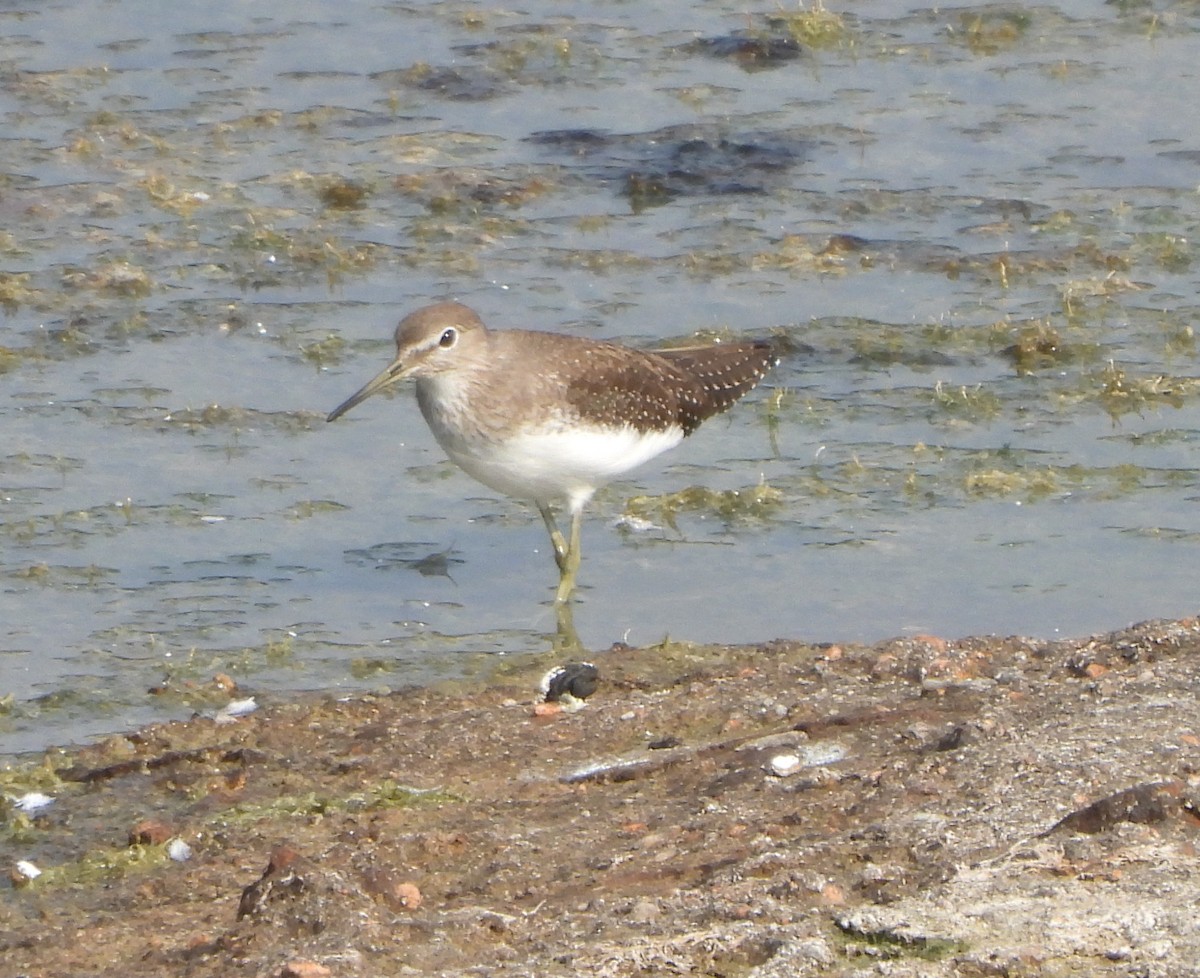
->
[{"left": 327, "top": 301, "right": 777, "bottom": 605}]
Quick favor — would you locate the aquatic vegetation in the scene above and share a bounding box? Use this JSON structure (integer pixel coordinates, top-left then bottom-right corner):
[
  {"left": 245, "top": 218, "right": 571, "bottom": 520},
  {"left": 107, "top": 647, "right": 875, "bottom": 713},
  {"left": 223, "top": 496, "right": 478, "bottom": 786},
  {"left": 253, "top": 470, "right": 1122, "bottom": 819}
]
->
[
  {"left": 623, "top": 481, "right": 785, "bottom": 531},
  {"left": 1092, "top": 361, "right": 1199, "bottom": 419},
  {"left": 318, "top": 177, "right": 371, "bottom": 210},
  {"left": 772, "top": 1, "right": 852, "bottom": 49},
  {"left": 752, "top": 234, "right": 855, "bottom": 274},
  {"left": 951, "top": 9, "right": 1032, "bottom": 55},
  {"left": 996, "top": 318, "right": 1105, "bottom": 373},
  {"left": 0, "top": 273, "right": 36, "bottom": 314},
  {"left": 930, "top": 382, "right": 1003, "bottom": 422},
  {"left": 299, "top": 333, "right": 346, "bottom": 368},
  {"left": 963, "top": 466, "right": 1064, "bottom": 498}
]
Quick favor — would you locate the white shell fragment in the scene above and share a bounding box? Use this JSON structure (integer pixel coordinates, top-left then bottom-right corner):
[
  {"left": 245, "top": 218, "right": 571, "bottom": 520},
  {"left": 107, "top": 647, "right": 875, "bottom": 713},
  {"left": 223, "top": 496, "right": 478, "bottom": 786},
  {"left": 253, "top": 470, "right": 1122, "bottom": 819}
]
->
[
  {"left": 611, "top": 514, "right": 660, "bottom": 534},
  {"left": 224, "top": 696, "right": 258, "bottom": 717},
  {"left": 769, "top": 753, "right": 803, "bottom": 777},
  {"left": 214, "top": 696, "right": 258, "bottom": 724},
  {"left": 13, "top": 792, "right": 55, "bottom": 814},
  {"left": 14, "top": 860, "right": 41, "bottom": 880},
  {"left": 765, "top": 743, "right": 849, "bottom": 777},
  {"left": 167, "top": 838, "right": 193, "bottom": 862}
]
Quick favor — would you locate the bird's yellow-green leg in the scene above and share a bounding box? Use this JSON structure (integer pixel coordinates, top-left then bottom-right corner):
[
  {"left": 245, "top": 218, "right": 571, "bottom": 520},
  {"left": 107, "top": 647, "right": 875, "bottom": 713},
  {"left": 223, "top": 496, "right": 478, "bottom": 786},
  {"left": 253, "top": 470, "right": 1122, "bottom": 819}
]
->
[
  {"left": 538, "top": 503, "right": 570, "bottom": 572},
  {"left": 538, "top": 504, "right": 582, "bottom": 604},
  {"left": 554, "top": 508, "right": 583, "bottom": 605}
]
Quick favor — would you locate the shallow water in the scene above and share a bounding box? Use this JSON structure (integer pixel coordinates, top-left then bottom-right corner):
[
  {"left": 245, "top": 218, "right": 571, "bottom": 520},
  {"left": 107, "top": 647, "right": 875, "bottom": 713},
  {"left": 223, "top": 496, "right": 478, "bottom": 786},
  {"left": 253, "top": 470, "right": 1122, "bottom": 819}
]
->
[{"left": 2, "top": 0, "right": 1199, "bottom": 755}]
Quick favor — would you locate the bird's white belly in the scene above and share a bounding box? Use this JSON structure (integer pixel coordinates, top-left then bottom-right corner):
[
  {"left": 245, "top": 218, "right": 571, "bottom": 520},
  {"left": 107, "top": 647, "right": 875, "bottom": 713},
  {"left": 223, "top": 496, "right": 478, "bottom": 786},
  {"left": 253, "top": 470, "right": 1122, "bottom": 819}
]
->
[{"left": 439, "top": 424, "right": 684, "bottom": 510}]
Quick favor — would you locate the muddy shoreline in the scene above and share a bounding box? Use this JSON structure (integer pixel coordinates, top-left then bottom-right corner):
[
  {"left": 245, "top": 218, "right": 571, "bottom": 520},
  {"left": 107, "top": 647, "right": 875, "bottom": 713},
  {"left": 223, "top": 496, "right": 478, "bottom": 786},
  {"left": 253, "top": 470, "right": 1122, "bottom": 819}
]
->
[{"left": 4, "top": 618, "right": 1200, "bottom": 976}]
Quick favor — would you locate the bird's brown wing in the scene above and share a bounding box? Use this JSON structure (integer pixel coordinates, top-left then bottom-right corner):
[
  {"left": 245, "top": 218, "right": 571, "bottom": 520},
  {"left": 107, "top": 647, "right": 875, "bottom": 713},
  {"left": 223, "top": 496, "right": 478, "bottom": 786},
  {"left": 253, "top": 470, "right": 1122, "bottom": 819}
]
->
[
  {"left": 653, "top": 341, "right": 778, "bottom": 428},
  {"left": 560, "top": 340, "right": 776, "bottom": 435}
]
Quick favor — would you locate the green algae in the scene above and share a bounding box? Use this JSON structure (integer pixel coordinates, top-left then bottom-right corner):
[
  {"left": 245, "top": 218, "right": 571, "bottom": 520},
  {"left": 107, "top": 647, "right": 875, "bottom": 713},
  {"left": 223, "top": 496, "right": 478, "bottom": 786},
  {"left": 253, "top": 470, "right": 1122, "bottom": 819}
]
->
[{"left": 623, "top": 482, "right": 785, "bottom": 533}]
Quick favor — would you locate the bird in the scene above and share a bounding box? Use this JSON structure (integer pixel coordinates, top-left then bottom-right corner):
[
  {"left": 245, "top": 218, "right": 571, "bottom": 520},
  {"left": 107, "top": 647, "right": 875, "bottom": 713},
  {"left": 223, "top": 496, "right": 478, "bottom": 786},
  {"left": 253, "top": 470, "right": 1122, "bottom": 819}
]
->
[{"left": 326, "top": 301, "right": 777, "bottom": 607}]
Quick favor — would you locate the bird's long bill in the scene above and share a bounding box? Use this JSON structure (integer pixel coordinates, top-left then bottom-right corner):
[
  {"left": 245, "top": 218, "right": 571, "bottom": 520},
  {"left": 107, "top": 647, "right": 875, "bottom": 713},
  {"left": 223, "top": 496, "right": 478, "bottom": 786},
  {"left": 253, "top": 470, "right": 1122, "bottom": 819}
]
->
[{"left": 326, "top": 359, "right": 407, "bottom": 422}]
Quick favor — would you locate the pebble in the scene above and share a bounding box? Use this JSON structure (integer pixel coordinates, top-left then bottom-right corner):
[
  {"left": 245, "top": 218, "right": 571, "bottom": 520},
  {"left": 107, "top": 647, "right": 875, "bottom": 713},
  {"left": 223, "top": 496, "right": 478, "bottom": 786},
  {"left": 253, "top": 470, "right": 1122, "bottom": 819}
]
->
[
  {"left": 280, "top": 962, "right": 331, "bottom": 978},
  {"left": 769, "top": 753, "right": 802, "bottom": 777},
  {"left": 736, "top": 731, "right": 808, "bottom": 752},
  {"left": 629, "top": 899, "right": 660, "bottom": 923},
  {"left": 394, "top": 882, "right": 422, "bottom": 909},
  {"left": 801, "top": 743, "right": 849, "bottom": 767},
  {"left": 213, "top": 672, "right": 238, "bottom": 692},
  {"left": 129, "top": 819, "right": 174, "bottom": 846}
]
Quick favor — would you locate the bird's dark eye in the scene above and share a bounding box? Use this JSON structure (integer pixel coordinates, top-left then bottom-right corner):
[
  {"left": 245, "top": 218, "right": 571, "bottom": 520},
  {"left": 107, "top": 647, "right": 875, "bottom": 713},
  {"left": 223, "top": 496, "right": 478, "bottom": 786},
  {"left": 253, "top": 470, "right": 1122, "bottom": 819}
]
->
[{"left": 439, "top": 328, "right": 457, "bottom": 348}]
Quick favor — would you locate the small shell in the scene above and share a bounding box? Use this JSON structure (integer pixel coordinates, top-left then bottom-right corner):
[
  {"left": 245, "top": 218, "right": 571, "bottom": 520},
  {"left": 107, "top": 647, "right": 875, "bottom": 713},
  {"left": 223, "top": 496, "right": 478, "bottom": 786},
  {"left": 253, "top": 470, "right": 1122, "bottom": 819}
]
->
[
  {"left": 14, "top": 859, "right": 41, "bottom": 880},
  {"left": 224, "top": 696, "right": 258, "bottom": 716},
  {"left": 14, "top": 792, "right": 54, "bottom": 814},
  {"left": 214, "top": 696, "right": 258, "bottom": 723}
]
